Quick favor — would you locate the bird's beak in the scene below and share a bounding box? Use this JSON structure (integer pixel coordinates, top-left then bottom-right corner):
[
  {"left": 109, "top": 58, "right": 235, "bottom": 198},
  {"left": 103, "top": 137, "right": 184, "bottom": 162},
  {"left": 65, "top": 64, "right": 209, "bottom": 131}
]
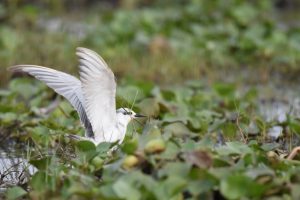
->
[{"left": 134, "top": 113, "right": 147, "bottom": 118}]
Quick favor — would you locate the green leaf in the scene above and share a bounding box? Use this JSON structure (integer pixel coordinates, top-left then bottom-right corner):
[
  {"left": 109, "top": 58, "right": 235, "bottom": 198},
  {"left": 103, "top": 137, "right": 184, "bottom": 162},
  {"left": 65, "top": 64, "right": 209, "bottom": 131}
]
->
[
  {"left": 289, "top": 119, "right": 300, "bottom": 135},
  {"left": 30, "top": 172, "right": 48, "bottom": 191},
  {"left": 158, "top": 162, "right": 191, "bottom": 178},
  {"left": 156, "top": 176, "right": 187, "bottom": 199},
  {"left": 96, "top": 142, "right": 113, "bottom": 153},
  {"left": 113, "top": 179, "right": 141, "bottom": 200},
  {"left": 137, "top": 98, "right": 160, "bottom": 117},
  {"left": 9, "top": 78, "right": 41, "bottom": 100},
  {"left": 99, "top": 184, "right": 118, "bottom": 199},
  {"left": 76, "top": 140, "right": 96, "bottom": 152},
  {"left": 164, "top": 122, "right": 191, "bottom": 137},
  {"left": 245, "top": 164, "right": 275, "bottom": 179},
  {"left": 29, "top": 126, "right": 51, "bottom": 145},
  {"left": 6, "top": 186, "right": 27, "bottom": 200},
  {"left": 260, "top": 143, "right": 280, "bottom": 151},
  {"left": 30, "top": 157, "right": 51, "bottom": 171},
  {"left": 121, "top": 138, "right": 138, "bottom": 154},
  {"left": 221, "top": 122, "right": 237, "bottom": 138},
  {"left": 216, "top": 141, "right": 252, "bottom": 156},
  {"left": 220, "top": 174, "right": 266, "bottom": 199}
]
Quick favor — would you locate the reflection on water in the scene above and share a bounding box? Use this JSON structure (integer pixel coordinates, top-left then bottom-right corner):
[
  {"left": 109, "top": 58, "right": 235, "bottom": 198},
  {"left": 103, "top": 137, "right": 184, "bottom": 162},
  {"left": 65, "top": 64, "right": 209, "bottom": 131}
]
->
[
  {"left": 0, "top": 150, "right": 36, "bottom": 190},
  {"left": 256, "top": 82, "right": 300, "bottom": 141}
]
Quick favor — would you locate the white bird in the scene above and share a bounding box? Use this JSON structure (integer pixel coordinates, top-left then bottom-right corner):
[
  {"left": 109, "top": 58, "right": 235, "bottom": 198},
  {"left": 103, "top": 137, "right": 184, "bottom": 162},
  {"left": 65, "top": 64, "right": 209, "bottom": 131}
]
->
[{"left": 9, "top": 47, "right": 145, "bottom": 145}]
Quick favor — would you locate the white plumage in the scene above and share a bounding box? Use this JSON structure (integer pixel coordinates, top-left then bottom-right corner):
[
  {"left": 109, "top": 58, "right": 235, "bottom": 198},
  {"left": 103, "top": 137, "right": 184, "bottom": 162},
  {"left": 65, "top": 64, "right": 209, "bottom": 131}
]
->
[{"left": 9, "top": 47, "right": 145, "bottom": 144}]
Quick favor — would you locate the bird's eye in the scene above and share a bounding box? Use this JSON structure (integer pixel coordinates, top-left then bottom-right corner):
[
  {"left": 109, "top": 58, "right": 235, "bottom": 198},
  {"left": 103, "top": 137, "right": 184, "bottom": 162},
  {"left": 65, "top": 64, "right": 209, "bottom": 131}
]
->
[{"left": 126, "top": 111, "right": 132, "bottom": 115}]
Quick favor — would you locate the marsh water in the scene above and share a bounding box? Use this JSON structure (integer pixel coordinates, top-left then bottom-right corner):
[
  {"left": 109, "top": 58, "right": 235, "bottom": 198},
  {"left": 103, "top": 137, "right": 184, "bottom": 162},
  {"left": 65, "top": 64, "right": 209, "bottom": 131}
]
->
[{"left": 0, "top": 150, "right": 36, "bottom": 191}]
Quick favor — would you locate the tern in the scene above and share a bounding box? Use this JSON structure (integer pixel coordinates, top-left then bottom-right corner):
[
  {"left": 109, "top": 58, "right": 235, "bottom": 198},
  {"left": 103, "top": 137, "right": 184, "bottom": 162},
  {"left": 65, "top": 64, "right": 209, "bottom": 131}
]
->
[{"left": 9, "top": 47, "right": 145, "bottom": 145}]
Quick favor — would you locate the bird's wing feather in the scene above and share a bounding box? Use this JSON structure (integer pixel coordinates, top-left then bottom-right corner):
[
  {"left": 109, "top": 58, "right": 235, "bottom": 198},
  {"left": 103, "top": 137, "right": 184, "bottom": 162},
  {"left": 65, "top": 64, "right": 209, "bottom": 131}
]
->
[
  {"left": 8, "top": 65, "right": 94, "bottom": 137},
  {"left": 76, "top": 47, "right": 117, "bottom": 141}
]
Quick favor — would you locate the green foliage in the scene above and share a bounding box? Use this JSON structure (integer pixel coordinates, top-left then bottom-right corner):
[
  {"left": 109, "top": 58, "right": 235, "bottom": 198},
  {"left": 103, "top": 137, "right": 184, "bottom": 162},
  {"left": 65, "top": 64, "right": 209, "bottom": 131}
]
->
[
  {"left": 6, "top": 186, "right": 27, "bottom": 200},
  {"left": 2, "top": 78, "right": 300, "bottom": 199}
]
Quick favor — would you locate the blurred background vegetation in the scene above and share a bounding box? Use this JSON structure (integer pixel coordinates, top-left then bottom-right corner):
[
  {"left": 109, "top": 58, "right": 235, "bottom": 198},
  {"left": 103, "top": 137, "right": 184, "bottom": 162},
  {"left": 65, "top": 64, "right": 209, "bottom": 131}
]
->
[{"left": 0, "top": 0, "right": 300, "bottom": 86}]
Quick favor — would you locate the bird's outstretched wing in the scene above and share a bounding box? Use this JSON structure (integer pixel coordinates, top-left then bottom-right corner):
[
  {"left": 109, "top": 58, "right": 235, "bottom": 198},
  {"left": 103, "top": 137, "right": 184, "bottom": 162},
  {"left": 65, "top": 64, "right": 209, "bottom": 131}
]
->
[
  {"left": 76, "top": 47, "right": 117, "bottom": 141},
  {"left": 8, "top": 65, "right": 94, "bottom": 137}
]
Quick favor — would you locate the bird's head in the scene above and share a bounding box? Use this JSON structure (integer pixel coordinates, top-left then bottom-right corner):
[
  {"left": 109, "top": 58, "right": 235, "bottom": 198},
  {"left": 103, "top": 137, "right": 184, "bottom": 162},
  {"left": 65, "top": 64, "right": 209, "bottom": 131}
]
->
[{"left": 116, "top": 108, "right": 146, "bottom": 126}]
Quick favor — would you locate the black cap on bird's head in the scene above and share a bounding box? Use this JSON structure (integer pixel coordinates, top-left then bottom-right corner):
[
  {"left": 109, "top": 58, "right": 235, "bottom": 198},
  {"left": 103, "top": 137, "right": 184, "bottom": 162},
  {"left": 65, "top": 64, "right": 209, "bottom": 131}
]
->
[{"left": 117, "top": 108, "right": 146, "bottom": 119}]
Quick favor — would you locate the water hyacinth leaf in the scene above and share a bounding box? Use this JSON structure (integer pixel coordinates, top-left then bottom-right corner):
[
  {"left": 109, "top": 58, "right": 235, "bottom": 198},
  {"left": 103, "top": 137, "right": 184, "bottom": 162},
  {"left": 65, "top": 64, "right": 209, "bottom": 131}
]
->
[
  {"left": 30, "top": 171, "right": 49, "bottom": 191},
  {"left": 134, "top": 172, "right": 157, "bottom": 190},
  {"left": 187, "top": 169, "right": 218, "bottom": 195},
  {"left": 96, "top": 142, "right": 114, "bottom": 152},
  {"left": 173, "top": 87, "right": 193, "bottom": 102},
  {"left": 216, "top": 141, "right": 253, "bottom": 156},
  {"left": 261, "top": 143, "right": 280, "bottom": 151},
  {"left": 139, "top": 125, "right": 162, "bottom": 147},
  {"left": 160, "top": 176, "right": 187, "bottom": 198},
  {"left": 164, "top": 122, "right": 191, "bottom": 137},
  {"left": 76, "top": 140, "right": 96, "bottom": 152},
  {"left": 30, "top": 157, "right": 52, "bottom": 170},
  {"left": 29, "top": 126, "right": 51, "bottom": 145},
  {"left": 158, "top": 162, "right": 191, "bottom": 178},
  {"left": 220, "top": 174, "right": 267, "bottom": 199},
  {"left": 6, "top": 186, "right": 27, "bottom": 200},
  {"left": 188, "top": 180, "right": 214, "bottom": 197},
  {"left": 113, "top": 179, "right": 141, "bottom": 200},
  {"left": 289, "top": 119, "right": 300, "bottom": 135},
  {"left": 208, "top": 118, "right": 226, "bottom": 132},
  {"left": 121, "top": 138, "right": 138, "bottom": 154},
  {"left": 137, "top": 98, "right": 160, "bottom": 117},
  {"left": 230, "top": 4, "right": 257, "bottom": 25},
  {"left": 159, "top": 141, "right": 180, "bottom": 159},
  {"left": 96, "top": 142, "right": 113, "bottom": 153},
  {"left": 181, "top": 139, "right": 198, "bottom": 151},
  {"left": 221, "top": 122, "right": 237, "bottom": 139},
  {"left": 67, "top": 184, "right": 93, "bottom": 197},
  {"left": 99, "top": 184, "right": 119, "bottom": 199},
  {"left": 9, "top": 78, "right": 42, "bottom": 100},
  {"left": 245, "top": 164, "right": 275, "bottom": 179},
  {"left": 291, "top": 184, "right": 300, "bottom": 200}
]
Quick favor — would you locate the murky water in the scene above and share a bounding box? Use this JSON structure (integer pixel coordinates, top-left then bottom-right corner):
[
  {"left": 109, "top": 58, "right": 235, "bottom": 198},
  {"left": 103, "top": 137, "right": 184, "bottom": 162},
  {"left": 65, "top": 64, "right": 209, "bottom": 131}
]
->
[{"left": 0, "top": 150, "right": 36, "bottom": 190}]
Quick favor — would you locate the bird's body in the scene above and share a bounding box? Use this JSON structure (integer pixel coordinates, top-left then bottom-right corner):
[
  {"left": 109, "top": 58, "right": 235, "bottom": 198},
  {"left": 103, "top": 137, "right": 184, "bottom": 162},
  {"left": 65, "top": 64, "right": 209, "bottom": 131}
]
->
[{"left": 9, "top": 47, "right": 144, "bottom": 145}]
